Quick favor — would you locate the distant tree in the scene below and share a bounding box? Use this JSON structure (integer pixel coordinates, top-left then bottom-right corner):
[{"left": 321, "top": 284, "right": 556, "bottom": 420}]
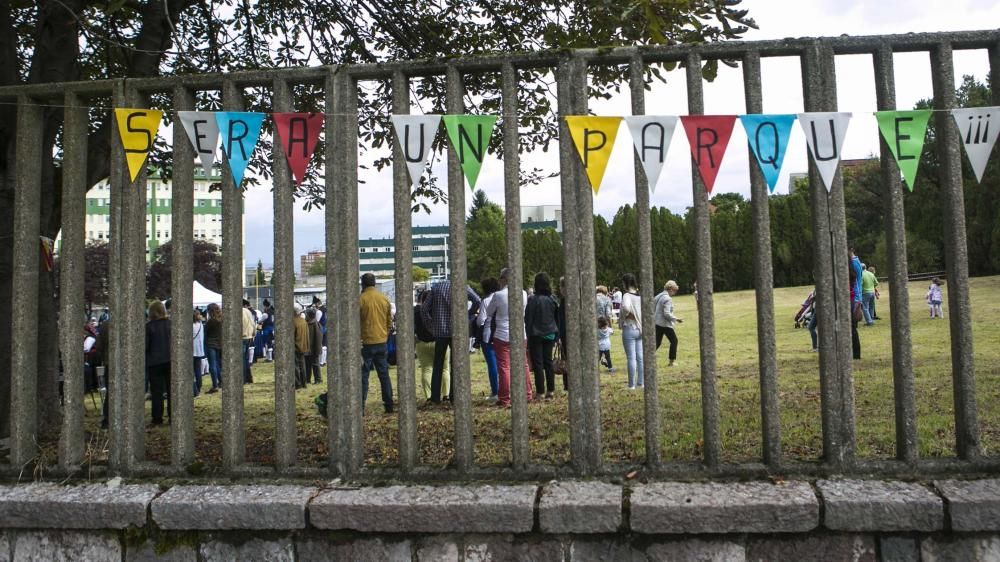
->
[
  {"left": 466, "top": 190, "right": 507, "bottom": 282},
  {"left": 254, "top": 259, "right": 267, "bottom": 285},
  {"left": 522, "top": 228, "right": 564, "bottom": 288},
  {"left": 307, "top": 256, "right": 327, "bottom": 276},
  {"left": 83, "top": 241, "right": 111, "bottom": 313},
  {"left": 146, "top": 240, "right": 223, "bottom": 300},
  {"left": 413, "top": 265, "right": 430, "bottom": 283}
]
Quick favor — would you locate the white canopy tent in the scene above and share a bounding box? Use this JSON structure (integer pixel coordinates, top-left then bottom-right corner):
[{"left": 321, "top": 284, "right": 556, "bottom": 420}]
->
[{"left": 192, "top": 281, "right": 222, "bottom": 307}]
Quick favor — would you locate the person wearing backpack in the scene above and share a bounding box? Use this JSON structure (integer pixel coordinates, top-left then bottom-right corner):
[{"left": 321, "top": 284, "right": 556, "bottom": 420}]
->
[{"left": 415, "top": 288, "right": 448, "bottom": 402}]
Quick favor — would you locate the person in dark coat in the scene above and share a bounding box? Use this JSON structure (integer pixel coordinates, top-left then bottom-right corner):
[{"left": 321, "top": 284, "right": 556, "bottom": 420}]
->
[
  {"left": 306, "top": 308, "right": 323, "bottom": 384},
  {"left": 525, "top": 272, "right": 560, "bottom": 400},
  {"left": 145, "top": 301, "right": 171, "bottom": 425}
]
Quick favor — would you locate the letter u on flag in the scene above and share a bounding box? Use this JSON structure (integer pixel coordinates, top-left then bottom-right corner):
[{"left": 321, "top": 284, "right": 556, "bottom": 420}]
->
[
  {"left": 679, "top": 115, "right": 737, "bottom": 194},
  {"left": 565, "top": 116, "right": 623, "bottom": 194},
  {"left": 115, "top": 108, "right": 163, "bottom": 182},
  {"left": 391, "top": 114, "right": 442, "bottom": 191},
  {"left": 273, "top": 113, "right": 325, "bottom": 185},
  {"left": 798, "top": 112, "right": 852, "bottom": 192}
]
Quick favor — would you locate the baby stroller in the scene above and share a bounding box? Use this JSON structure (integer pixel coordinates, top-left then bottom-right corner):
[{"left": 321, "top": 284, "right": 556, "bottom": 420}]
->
[{"left": 794, "top": 290, "right": 816, "bottom": 329}]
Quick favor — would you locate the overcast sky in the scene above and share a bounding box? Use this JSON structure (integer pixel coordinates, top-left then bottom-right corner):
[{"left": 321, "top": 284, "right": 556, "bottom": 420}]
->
[{"left": 242, "top": 0, "right": 1000, "bottom": 271}]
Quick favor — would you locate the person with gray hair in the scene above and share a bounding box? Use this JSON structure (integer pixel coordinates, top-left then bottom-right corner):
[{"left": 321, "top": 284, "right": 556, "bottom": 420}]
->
[{"left": 653, "top": 280, "right": 683, "bottom": 366}]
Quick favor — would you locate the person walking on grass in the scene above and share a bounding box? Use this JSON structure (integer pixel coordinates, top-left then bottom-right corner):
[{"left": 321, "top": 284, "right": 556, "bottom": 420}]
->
[
  {"left": 145, "top": 301, "right": 171, "bottom": 426},
  {"left": 927, "top": 277, "right": 945, "bottom": 319},
  {"left": 415, "top": 289, "right": 450, "bottom": 402},
  {"left": 525, "top": 272, "right": 560, "bottom": 401},
  {"left": 360, "top": 273, "right": 394, "bottom": 414},
  {"left": 618, "top": 273, "right": 644, "bottom": 389},
  {"left": 204, "top": 303, "right": 222, "bottom": 393},
  {"left": 306, "top": 308, "right": 323, "bottom": 385},
  {"left": 240, "top": 299, "right": 256, "bottom": 384},
  {"left": 653, "top": 280, "right": 683, "bottom": 366},
  {"left": 293, "top": 303, "right": 309, "bottom": 389},
  {"left": 849, "top": 247, "right": 863, "bottom": 360},
  {"left": 477, "top": 278, "right": 501, "bottom": 402},
  {"left": 861, "top": 265, "right": 879, "bottom": 326},
  {"left": 420, "top": 277, "right": 481, "bottom": 404},
  {"left": 484, "top": 267, "right": 532, "bottom": 408},
  {"left": 192, "top": 309, "right": 206, "bottom": 397},
  {"left": 597, "top": 316, "right": 614, "bottom": 373}
]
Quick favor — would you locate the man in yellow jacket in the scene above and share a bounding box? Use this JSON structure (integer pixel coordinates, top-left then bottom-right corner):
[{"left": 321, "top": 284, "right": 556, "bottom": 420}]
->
[
  {"left": 293, "top": 302, "right": 309, "bottom": 389},
  {"left": 360, "top": 273, "right": 394, "bottom": 414}
]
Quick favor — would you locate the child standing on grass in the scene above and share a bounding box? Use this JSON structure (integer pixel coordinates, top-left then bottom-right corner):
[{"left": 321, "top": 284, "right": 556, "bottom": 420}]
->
[
  {"left": 597, "top": 316, "right": 615, "bottom": 373},
  {"left": 927, "top": 277, "right": 945, "bottom": 319}
]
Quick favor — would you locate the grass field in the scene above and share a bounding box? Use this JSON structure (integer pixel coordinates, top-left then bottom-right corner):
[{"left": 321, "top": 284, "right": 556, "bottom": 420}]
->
[{"left": 76, "top": 275, "right": 1000, "bottom": 470}]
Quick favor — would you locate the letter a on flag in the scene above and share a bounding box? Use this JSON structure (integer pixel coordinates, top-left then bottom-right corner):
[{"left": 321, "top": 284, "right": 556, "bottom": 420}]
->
[
  {"left": 565, "top": 116, "right": 623, "bottom": 194},
  {"left": 178, "top": 111, "right": 220, "bottom": 177},
  {"left": 623, "top": 116, "right": 678, "bottom": 193},
  {"left": 215, "top": 112, "right": 266, "bottom": 187},
  {"left": 442, "top": 115, "right": 498, "bottom": 190},
  {"left": 273, "top": 113, "right": 325, "bottom": 185},
  {"left": 739, "top": 114, "right": 796, "bottom": 193},
  {"left": 798, "top": 112, "right": 852, "bottom": 192},
  {"left": 952, "top": 106, "right": 1000, "bottom": 184},
  {"left": 391, "top": 114, "right": 442, "bottom": 191},
  {"left": 115, "top": 108, "right": 163, "bottom": 182},
  {"left": 679, "top": 115, "right": 737, "bottom": 194},
  {"left": 875, "top": 110, "right": 931, "bottom": 191}
]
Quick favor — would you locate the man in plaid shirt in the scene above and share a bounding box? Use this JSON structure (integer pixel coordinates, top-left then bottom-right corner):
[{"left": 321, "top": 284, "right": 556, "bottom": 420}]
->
[{"left": 420, "top": 279, "right": 481, "bottom": 403}]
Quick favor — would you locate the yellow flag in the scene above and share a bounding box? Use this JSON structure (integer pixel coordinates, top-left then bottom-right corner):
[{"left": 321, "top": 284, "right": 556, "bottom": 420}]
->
[
  {"left": 114, "top": 108, "right": 163, "bottom": 182},
  {"left": 565, "top": 116, "right": 623, "bottom": 194}
]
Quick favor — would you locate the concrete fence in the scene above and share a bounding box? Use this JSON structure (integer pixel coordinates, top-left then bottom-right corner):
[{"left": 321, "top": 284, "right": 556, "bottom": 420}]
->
[{"left": 2, "top": 30, "right": 999, "bottom": 480}]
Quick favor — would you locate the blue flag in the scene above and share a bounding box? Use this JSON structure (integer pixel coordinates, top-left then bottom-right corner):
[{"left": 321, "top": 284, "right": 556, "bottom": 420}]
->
[
  {"left": 739, "top": 114, "right": 796, "bottom": 192},
  {"left": 215, "top": 112, "right": 266, "bottom": 187}
]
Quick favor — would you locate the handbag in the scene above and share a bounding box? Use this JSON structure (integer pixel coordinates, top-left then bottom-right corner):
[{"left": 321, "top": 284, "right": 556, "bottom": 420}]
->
[
  {"left": 553, "top": 342, "right": 569, "bottom": 376},
  {"left": 852, "top": 301, "right": 863, "bottom": 323}
]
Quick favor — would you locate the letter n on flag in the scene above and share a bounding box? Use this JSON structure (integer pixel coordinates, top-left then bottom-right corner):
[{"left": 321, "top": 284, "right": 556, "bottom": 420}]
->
[
  {"left": 273, "top": 113, "right": 325, "bottom": 185},
  {"left": 680, "top": 115, "right": 737, "bottom": 194},
  {"left": 565, "top": 116, "right": 623, "bottom": 194}
]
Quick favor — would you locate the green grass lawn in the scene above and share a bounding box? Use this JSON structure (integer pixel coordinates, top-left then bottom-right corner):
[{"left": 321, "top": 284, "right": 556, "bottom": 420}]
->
[{"left": 80, "top": 275, "right": 1000, "bottom": 470}]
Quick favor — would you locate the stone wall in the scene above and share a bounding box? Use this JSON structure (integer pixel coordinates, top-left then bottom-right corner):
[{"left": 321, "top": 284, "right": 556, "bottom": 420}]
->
[{"left": 1, "top": 478, "right": 999, "bottom": 561}]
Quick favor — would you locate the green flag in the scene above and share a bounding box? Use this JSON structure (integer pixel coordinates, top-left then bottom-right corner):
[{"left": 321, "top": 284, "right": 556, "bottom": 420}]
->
[
  {"left": 875, "top": 110, "right": 932, "bottom": 191},
  {"left": 442, "top": 115, "right": 498, "bottom": 190}
]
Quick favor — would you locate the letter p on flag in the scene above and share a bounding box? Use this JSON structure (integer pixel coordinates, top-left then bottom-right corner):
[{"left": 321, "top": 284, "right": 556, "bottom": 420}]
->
[{"left": 565, "top": 116, "right": 623, "bottom": 194}]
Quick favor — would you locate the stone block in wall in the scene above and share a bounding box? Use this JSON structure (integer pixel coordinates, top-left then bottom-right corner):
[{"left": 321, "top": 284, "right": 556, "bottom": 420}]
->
[
  {"left": 12, "top": 530, "right": 122, "bottom": 562},
  {"left": 920, "top": 535, "right": 1000, "bottom": 561},
  {"left": 539, "top": 481, "right": 621, "bottom": 534},
  {"left": 644, "top": 538, "right": 746, "bottom": 562},
  {"left": 199, "top": 537, "right": 294, "bottom": 562},
  {"left": 935, "top": 479, "right": 1000, "bottom": 531},
  {"left": 464, "top": 535, "right": 564, "bottom": 562},
  {"left": 879, "top": 536, "right": 919, "bottom": 562},
  {"left": 309, "top": 485, "right": 537, "bottom": 533},
  {"left": 0, "top": 483, "right": 158, "bottom": 529},
  {"left": 0, "top": 531, "right": 9, "bottom": 562},
  {"left": 817, "top": 480, "right": 943, "bottom": 532},
  {"left": 630, "top": 481, "right": 818, "bottom": 534},
  {"left": 569, "top": 539, "right": 645, "bottom": 562},
  {"left": 125, "top": 539, "right": 197, "bottom": 562},
  {"left": 746, "top": 534, "right": 876, "bottom": 562},
  {"left": 415, "top": 537, "right": 459, "bottom": 562},
  {"left": 151, "top": 485, "right": 315, "bottom": 530},
  {"left": 297, "top": 537, "right": 411, "bottom": 562}
]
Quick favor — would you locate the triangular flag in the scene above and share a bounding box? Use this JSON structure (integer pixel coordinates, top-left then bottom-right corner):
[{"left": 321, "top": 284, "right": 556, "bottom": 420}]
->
[
  {"left": 114, "top": 108, "right": 163, "bottom": 182},
  {"left": 273, "top": 113, "right": 325, "bottom": 185},
  {"left": 679, "top": 115, "right": 737, "bottom": 194},
  {"left": 391, "top": 114, "right": 442, "bottom": 190},
  {"left": 740, "top": 114, "right": 797, "bottom": 193},
  {"left": 874, "top": 110, "right": 932, "bottom": 191},
  {"left": 623, "top": 116, "right": 678, "bottom": 193},
  {"left": 442, "top": 115, "right": 498, "bottom": 190},
  {"left": 952, "top": 106, "right": 1000, "bottom": 184},
  {"left": 214, "top": 112, "right": 266, "bottom": 187},
  {"left": 177, "top": 111, "right": 220, "bottom": 177},
  {"left": 798, "top": 112, "right": 852, "bottom": 192},
  {"left": 565, "top": 116, "right": 623, "bottom": 194}
]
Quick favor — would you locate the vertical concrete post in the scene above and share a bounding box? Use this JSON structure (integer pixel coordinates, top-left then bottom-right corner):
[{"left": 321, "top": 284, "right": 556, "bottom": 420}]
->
[
  {"left": 629, "top": 56, "right": 662, "bottom": 468},
  {"left": 500, "top": 63, "right": 530, "bottom": 469},
  {"left": 170, "top": 85, "right": 196, "bottom": 467},
  {"left": 59, "top": 91, "right": 88, "bottom": 469},
  {"left": 272, "top": 78, "right": 298, "bottom": 469},
  {"left": 801, "top": 42, "right": 856, "bottom": 470},
  {"left": 872, "top": 45, "right": 918, "bottom": 464},
  {"left": 930, "top": 42, "right": 980, "bottom": 460},
  {"left": 10, "top": 96, "right": 42, "bottom": 468},
  {"left": 324, "top": 68, "right": 342, "bottom": 473},
  {"left": 445, "top": 65, "right": 474, "bottom": 473},
  {"left": 220, "top": 80, "right": 246, "bottom": 470},
  {"left": 391, "top": 70, "right": 418, "bottom": 471},
  {"left": 684, "top": 53, "right": 721, "bottom": 469},
  {"left": 107, "top": 81, "right": 127, "bottom": 473},
  {"left": 741, "top": 50, "right": 783, "bottom": 469}
]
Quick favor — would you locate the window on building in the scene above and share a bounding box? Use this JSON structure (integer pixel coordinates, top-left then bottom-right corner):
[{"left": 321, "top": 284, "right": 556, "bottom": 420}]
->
[
  {"left": 157, "top": 231, "right": 162, "bottom": 238},
  {"left": 385, "top": 247, "right": 391, "bottom": 252},
  {"left": 413, "top": 246, "right": 419, "bottom": 251},
  {"left": 360, "top": 248, "right": 366, "bottom": 253},
  {"left": 98, "top": 233, "right": 103, "bottom": 239}
]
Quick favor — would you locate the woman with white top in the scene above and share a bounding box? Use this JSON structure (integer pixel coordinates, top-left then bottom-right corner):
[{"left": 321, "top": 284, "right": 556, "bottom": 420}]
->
[
  {"left": 484, "top": 268, "right": 533, "bottom": 407},
  {"left": 192, "top": 309, "right": 206, "bottom": 396},
  {"left": 618, "top": 273, "right": 644, "bottom": 389}
]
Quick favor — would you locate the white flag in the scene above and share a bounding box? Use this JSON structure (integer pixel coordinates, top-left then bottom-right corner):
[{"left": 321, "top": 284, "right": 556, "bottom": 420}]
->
[
  {"left": 390, "top": 114, "right": 442, "bottom": 190},
  {"left": 798, "top": 112, "right": 852, "bottom": 192},
  {"left": 952, "top": 107, "right": 1000, "bottom": 184},
  {"left": 624, "top": 116, "right": 678, "bottom": 193},
  {"left": 177, "top": 111, "right": 221, "bottom": 176}
]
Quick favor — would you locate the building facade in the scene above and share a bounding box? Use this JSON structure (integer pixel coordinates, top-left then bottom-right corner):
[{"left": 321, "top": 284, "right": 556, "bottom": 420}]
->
[{"left": 84, "top": 169, "right": 227, "bottom": 261}]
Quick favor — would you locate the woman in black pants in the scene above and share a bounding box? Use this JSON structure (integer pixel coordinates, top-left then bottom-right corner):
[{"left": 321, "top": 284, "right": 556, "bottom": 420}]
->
[
  {"left": 145, "top": 301, "right": 172, "bottom": 425},
  {"left": 525, "top": 272, "right": 560, "bottom": 400}
]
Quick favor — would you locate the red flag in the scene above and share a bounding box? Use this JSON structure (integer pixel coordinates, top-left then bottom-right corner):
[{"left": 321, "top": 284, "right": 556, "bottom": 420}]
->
[
  {"left": 680, "top": 115, "right": 737, "bottom": 194},
  {"left": 272, "top": 113, "right": 325, "bottom": 185}
]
